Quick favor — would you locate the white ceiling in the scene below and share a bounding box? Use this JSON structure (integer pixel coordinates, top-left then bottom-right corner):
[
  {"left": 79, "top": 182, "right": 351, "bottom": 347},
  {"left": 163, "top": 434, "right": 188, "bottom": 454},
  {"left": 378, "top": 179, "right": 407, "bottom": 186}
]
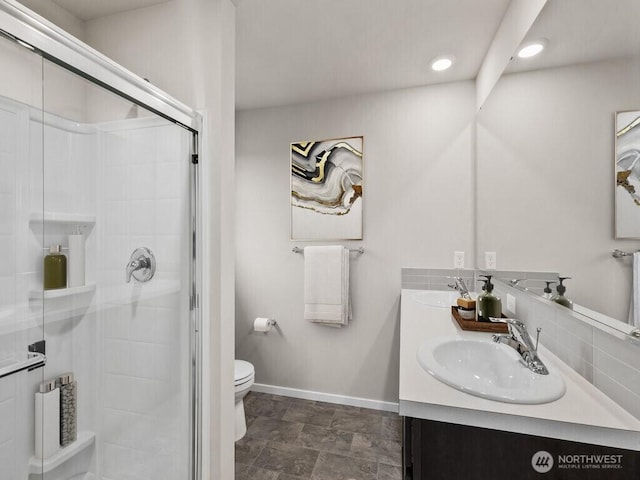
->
[
  {"left": 506, "top": 0, "right": 640, "bottom": 74},
  {"left": 236, "top": 0, "right": 511, "bottom": 110},
  {"left": 24, "top": 1, "right": 640, "bottom": 110},
  {"left": 51, "top": 0, "right": 170, "bottom": 21}
]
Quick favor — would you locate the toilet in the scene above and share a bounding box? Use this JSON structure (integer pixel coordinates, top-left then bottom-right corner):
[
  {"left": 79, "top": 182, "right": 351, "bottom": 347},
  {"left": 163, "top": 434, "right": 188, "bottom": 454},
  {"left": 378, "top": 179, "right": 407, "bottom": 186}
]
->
[{"left": 234, "top": 359, "right": 255, "bottom": 441}]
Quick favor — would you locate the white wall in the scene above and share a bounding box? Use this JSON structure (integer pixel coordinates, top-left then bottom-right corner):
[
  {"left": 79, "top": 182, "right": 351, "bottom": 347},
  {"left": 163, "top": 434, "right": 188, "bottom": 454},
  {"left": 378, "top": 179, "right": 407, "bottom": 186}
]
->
[
  {"left": 477, "top": 56, "right": 640, "bottom": 322},
  {"left": 475, "top": 0, "right": 547, "bottom": 110},
  {"left": 17, "top": 0, "right": 85, "bottom": 40},
  {"left": 84, "top": 2, "right": 237, "bottom": 479},
  {"left": 236, "top": 82, "right": 476, "bottom": 403},
  {"left": 8, "top": 2, "right": 88, "bottom": 122}
]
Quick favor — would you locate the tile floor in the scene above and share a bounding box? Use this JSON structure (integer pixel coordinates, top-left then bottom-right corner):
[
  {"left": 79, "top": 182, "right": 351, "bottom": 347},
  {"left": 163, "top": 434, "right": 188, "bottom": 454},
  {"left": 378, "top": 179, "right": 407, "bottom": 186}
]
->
[{"left": 235, "top": 392, "right": 403, "bottom": 480}]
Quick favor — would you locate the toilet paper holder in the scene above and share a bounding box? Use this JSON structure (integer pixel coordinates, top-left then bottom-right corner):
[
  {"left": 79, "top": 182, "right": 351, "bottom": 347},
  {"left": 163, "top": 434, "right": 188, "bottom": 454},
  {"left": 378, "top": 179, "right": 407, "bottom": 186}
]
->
[{"left": 253, "top": 317, "right": 277, "bottom": 333}]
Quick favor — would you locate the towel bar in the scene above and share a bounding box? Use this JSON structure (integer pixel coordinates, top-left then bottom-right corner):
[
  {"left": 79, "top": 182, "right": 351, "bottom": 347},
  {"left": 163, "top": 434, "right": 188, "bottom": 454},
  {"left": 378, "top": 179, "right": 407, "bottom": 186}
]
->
[
  {"left": 612, "top": 249, "right": 639, "bottom": 258},
  {"left": 292, "top": 246, "right": 364, "bottom": 254}
]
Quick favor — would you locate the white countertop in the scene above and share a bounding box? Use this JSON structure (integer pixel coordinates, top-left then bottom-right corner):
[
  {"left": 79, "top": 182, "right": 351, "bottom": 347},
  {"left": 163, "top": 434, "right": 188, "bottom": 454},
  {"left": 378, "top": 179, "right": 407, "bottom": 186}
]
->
[{"left": 399, "top": 289, "right": 640, "bottom": 450}]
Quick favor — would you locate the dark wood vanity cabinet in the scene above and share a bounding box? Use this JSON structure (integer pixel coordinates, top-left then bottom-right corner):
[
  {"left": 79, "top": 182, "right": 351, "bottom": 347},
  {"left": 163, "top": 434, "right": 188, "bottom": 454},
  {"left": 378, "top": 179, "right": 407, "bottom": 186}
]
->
[{"left": 402, "top": 417, "right": 639, "bottom": 480}]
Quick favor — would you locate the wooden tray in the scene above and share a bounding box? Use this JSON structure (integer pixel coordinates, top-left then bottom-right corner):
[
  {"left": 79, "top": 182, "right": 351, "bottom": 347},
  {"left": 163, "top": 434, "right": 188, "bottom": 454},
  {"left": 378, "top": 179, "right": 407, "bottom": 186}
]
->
[{"left": 451, "top": 306, "right": 509, "bottom": 333}]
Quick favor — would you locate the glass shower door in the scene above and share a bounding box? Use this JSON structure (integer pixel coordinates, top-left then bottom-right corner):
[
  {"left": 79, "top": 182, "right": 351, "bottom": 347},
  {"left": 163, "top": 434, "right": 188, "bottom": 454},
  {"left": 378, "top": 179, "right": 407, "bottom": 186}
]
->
[
  {"left": 0, "top": 20, "right": 198, "bottom": 480},
  {"left": 39, "top": 58, "right": 195, "bottom": 480},
  {"left": 0, "top": 30, "right": 46, "bottom": 480}
]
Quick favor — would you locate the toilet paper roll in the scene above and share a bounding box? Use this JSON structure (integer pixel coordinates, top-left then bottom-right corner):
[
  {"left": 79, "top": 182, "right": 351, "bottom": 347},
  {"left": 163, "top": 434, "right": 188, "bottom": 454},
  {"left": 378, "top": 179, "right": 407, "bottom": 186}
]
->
[{"left": 254, "top": 317, "right": 272, "bottom": 333}]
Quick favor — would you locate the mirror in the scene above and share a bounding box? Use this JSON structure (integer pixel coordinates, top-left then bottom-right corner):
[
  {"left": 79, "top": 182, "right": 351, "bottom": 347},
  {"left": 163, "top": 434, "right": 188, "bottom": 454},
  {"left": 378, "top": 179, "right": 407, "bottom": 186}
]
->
[{"left": 476, "top": 0, "right": 640, "bottom": 329}]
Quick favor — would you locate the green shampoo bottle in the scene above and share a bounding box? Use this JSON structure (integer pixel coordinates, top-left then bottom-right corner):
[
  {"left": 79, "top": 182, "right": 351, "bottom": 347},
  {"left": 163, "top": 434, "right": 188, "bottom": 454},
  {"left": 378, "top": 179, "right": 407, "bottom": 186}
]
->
[{"left": 44, "top": 244, "right": 67, "bottom": 290}]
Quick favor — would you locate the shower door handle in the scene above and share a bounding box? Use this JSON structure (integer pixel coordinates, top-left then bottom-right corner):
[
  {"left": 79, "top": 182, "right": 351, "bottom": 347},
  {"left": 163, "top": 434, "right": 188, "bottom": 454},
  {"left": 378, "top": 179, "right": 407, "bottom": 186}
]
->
[
  {"left": 126, "top": 247, "right": 156, "bottom": 283},
  {"left": 0, "top": 341, "right": 46, "bottom": 380}
]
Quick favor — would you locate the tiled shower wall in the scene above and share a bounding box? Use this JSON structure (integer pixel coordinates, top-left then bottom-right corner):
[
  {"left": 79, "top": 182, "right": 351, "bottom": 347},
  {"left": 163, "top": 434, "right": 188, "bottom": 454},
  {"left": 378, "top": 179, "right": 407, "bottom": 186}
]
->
[
  {"left": 98, "top": 119, "right": 191, "bottom": 480},
  {"left": 0, "top": 102, "right": 192, "bottom": 480},
  {"left": 0, "top": 99, "right": 98, "bottom": 479},
  {"left": 0, "top": 99, "right": 33, "bottom": 480},
  {"left": 401, "top": 268, "right": 640, "bottom": 421},
  {"left": 0, "top": 104, "right": 20, "bottom": 316}
]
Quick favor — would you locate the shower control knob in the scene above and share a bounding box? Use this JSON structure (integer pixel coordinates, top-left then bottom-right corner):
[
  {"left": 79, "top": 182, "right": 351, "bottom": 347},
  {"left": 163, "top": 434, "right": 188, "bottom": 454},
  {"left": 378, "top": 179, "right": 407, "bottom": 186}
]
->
[{"left": 126, "top": 247, "right": 156, "bottom": 283}]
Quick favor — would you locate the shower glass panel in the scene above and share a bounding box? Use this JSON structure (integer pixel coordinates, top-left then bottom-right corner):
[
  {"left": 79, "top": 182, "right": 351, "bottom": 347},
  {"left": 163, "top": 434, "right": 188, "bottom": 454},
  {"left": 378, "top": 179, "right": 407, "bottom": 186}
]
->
[
  {"left": 0, "top": 25, "right": 197, "bottom": 480},
  {"left": 41, "top": 60, "right": 194, "bottom": 480},
  {"left": 0, "top": 30, "right": 46, "bottom": 480}
]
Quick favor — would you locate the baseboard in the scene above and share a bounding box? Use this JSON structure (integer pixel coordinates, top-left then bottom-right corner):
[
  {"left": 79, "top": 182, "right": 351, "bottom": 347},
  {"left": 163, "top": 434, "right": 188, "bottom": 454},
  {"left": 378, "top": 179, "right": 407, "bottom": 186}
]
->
[{"left": 252, "top": 383, "right": 399, "bottom": 413}]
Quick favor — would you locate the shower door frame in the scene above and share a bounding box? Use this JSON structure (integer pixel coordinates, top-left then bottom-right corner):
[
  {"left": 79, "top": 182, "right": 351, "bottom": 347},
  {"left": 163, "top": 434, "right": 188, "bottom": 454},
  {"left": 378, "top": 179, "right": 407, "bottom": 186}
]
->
[{"left": 0, "top": 1, "right": 204, "bottom": 479}]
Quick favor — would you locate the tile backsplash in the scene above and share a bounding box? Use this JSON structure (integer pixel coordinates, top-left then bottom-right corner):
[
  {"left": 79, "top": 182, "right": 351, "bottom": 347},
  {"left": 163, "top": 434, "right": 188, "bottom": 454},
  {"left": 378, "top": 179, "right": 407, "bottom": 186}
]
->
[{"left": 401, "top": 268, "right": 474, "bottom": 292}]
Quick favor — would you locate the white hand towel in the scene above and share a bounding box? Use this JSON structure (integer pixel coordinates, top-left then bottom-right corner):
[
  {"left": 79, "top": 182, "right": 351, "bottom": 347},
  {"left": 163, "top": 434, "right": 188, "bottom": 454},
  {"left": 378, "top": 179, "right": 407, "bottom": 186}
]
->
[
  {"left": 629, "top": 252, "right": 640, "bottom": 328},
  {"left": 304, "top": 246, "right": 351, "bottom": 327}
]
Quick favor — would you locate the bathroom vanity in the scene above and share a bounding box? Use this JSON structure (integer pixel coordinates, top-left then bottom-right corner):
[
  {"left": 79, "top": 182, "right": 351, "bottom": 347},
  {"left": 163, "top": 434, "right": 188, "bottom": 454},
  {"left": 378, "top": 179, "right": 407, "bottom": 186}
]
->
[{"left": 399, "top": 289, "right": 640, "bottom": 479}]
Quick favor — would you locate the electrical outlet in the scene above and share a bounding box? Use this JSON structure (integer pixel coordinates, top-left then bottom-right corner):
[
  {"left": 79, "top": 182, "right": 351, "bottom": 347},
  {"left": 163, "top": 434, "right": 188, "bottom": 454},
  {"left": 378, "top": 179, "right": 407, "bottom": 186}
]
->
[
  {"left": 507, "top": 294, "right": 516, "bottom": 315},
  {"left": 485, "top": 251, "right": 497, "bottom": 270},
  {"left": 453, "top": 251, "right": 465, "bottom": 269}
]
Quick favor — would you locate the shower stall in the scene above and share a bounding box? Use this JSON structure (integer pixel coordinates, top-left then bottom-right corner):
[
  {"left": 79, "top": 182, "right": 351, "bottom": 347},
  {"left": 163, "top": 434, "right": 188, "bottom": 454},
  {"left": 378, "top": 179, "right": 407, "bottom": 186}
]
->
[{"left": 0, "top": 2, "right": 202, "bottom": 480}]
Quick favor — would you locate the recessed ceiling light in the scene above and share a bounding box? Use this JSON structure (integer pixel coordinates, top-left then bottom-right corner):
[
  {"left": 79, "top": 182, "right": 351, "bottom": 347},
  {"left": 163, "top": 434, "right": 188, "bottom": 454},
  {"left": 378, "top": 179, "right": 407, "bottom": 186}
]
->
[
  {"left": 517, "top": 39, "right": 547, "bottom": 59},
  {"left": 431, "top": 55, "right": 455, "bottom": 72}
]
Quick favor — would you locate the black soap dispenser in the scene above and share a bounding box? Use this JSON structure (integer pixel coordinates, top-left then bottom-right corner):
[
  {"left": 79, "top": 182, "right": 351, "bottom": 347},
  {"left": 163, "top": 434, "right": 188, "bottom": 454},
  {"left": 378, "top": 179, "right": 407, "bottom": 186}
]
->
[
  {"left": 542, "top": 281, "right": 556, "bottom": 300},
  {"left": 476, "top": 275, "right": 502, "bottom": 322},
  {"left": 551, "top": 277, "right": 573, "bottom": 309},
  {"left": 476, "top": 277, "right": 488, "bottom": 321}
]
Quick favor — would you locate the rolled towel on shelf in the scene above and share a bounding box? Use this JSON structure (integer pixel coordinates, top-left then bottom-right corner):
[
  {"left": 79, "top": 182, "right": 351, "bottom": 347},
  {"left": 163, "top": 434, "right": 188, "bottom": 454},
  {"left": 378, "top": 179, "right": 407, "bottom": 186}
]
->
[{"left": 303, "top": 245, "right": 351, "bottom": 327}]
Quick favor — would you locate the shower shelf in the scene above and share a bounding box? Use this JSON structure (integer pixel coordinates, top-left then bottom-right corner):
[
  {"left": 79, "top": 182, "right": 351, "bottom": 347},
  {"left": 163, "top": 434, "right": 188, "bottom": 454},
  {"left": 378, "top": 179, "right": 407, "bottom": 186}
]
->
[
  {"left": 29, "top": 282, "right": 96, "bottom": 300},
  {"left": 29, "top": 212, "right": 96, "bottom": 225},
  {"left": 28, "top": 430, "right": 95, "bottom": 474}
]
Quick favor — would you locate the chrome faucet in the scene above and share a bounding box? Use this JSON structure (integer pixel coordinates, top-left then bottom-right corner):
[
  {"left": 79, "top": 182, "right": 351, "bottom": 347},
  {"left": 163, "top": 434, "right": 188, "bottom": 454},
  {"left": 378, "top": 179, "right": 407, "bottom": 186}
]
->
[
  {"left": 489, "top": 317, "right": 549, "bottom": 375},
  {"left": 126, "top": 257, "right": 150, "bottom": 283},
  {"left": 125, "top": 247, "right": 156, "bottom": 283},
  {"left": 448, "top": 276, "right": 471, "bottom": 299},
  {"left": 509, "top": 278, "right": 527, "bottom": 289}
]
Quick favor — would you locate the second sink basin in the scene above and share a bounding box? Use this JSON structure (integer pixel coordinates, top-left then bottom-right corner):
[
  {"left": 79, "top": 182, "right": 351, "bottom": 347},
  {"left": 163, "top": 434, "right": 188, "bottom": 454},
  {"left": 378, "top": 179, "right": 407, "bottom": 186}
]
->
[{"left": 417, "top": 337, "right": 566, "bottom": 404}]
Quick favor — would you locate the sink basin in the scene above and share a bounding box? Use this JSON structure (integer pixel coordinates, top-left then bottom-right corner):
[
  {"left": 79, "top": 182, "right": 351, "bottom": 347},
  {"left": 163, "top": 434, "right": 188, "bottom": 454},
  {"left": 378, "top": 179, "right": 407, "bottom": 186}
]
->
[
  {"left": 411, "top": 290, "right": 466, "bottom": 307},
  {"left": 417, "top": 337, "right": 566, "bottom": 404}
]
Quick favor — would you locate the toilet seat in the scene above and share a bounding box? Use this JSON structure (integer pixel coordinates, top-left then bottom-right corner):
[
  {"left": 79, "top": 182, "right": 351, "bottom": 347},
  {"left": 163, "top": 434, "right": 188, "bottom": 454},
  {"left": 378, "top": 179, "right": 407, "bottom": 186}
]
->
[
  {"left": 233, "top": 359, "right": 255, "bottom": 441},
  {"left": 235, "top": 360, "right": 254, "bottom": 387}
]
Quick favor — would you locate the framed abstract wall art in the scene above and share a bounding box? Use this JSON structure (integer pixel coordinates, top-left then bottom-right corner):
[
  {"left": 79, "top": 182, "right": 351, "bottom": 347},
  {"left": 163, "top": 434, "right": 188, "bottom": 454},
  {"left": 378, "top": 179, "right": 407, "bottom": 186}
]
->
[
  {"left": 615, "top": 111, "right": 640, "bottom": 238},
  {"left": 291, "top": 136, "right": 363, "bottom": 240}
]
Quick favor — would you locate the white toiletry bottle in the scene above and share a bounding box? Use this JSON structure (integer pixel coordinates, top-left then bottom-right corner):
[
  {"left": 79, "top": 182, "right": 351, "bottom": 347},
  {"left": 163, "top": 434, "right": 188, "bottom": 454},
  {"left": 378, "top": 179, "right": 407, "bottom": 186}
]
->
[
  {"left": 58, "top": 372, "right": 77, "bottom": 447},
  {"left": 67, "top": 225, "right": 85, "bottom": 287},
  {"left": 35, "top": 379, "right": 60, "bottom": 459}
]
